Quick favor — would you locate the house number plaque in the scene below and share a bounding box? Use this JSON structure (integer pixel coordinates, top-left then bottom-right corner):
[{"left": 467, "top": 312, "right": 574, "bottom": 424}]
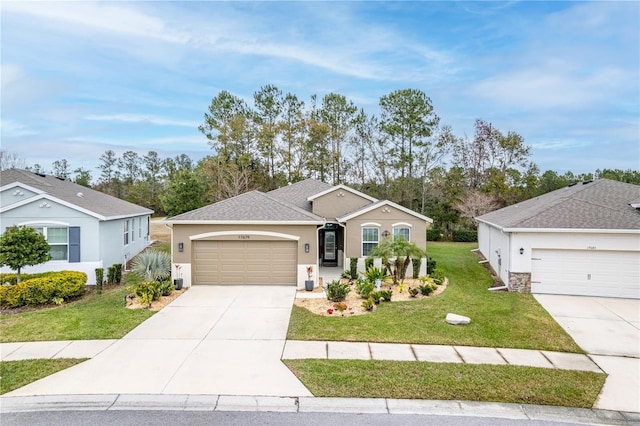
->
[{"left": 238, "top": 235, "right": 251, "bottom": 240}]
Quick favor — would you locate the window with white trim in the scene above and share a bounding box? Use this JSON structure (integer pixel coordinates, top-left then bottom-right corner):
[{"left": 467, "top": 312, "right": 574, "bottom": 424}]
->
[
  {"left": 35, "top": 227, "right": 69, "bottom": 260},
  {"left": 393, "top": 227, "right": 410, "bottom": 241},
  {"left": 362, "top": 227, "right": 379, "bottom": 257},
  {"left": 124, "top": 220, "right": 129, "bottom": 245}
]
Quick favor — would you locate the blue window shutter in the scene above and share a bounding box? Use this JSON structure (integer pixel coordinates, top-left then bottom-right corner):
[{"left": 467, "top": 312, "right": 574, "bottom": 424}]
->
[{"left": 69, "top": 227, "right": 81, "bottom": 263}]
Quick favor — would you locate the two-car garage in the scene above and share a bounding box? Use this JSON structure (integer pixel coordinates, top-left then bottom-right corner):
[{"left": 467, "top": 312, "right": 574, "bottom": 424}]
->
[{"left": 192, "top": 240, "right": 298, "bottom": 285}]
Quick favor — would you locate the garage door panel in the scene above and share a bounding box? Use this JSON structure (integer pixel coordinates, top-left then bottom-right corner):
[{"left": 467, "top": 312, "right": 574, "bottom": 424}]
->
[
  {"left": 193, "top": 240, "right": 297, "bottom": 285},
  {"left": 531, "top": 249, "right": 640, "bottom": 299}
]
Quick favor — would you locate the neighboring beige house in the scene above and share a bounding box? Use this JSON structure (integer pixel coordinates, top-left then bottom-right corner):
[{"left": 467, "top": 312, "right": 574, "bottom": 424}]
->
[
  {"left": 476, "top": 179, "right": 640, "bottom": 299},
  {"left": 165, "top": 179, "right": 433, "bottom": 289}
]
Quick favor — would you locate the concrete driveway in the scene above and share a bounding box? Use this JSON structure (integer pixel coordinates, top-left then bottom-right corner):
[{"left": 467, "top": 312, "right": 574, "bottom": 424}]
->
[
  {"left": 6, "top": 286, "right": 312, "bottom": 397},
  {"left": 534, "top": 294, "right": 640, "bottom": 413}
]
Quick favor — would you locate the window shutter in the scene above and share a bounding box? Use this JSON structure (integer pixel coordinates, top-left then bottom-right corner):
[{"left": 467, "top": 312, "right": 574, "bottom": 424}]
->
[{"left": 69, "top": 227, "right": 81, "bottom": 263}]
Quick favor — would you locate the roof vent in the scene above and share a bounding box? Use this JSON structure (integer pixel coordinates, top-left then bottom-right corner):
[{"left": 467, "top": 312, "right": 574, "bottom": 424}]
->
[
  {"left": 568, "top": 182, "right": 577, "bottom": 187},
  {"left": 77, "top": 192, "right": 84, "bottom": 198},
  {"left": 582, "top": 180, "right": 592, "bottom": 185},
  {"left": 55, "top": 176, "right": 65, "bottom": 181},
  {"left": 35, "top": 172, "right": 46, "bottom": 178}
]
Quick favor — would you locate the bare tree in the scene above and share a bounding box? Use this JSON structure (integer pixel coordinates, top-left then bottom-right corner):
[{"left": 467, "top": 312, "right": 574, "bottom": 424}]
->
[
  {"left": 455, "top": 189, "right": 501, "bottom": 228},
  {"left": 0, "top": 150, "right": 27, "bottom": 171}
]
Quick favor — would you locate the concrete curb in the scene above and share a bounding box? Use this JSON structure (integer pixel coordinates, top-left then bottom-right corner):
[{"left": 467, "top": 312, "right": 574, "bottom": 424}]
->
[{"left": 1, "top": 394, "right": 638, "bottom": 425}]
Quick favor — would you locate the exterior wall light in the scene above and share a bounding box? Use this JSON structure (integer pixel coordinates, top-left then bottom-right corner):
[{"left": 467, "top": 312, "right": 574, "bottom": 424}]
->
[
  {"left": 519, "top": 247, "right": 524, "bottom": 255},
  {"left": 178, "top": 242, "right": 184, "bottom": 252}
]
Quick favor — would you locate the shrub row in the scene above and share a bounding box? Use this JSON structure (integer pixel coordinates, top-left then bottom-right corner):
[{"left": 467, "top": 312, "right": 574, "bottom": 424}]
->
[
  {"left": 452, "top": 230, "right": 478, "bottom": 242},
  {"left": 0, "top": 271, "right": 87, "bottom": 308},
  {"left": 0, "top": 272, "right": 53, "bottom": 286},
  {"left": 427, "top": 229, "right": 478, "bottom": 242}
]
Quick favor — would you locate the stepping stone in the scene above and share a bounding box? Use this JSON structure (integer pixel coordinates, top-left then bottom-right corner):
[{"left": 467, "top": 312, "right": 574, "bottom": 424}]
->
[{"left": 446, "top": 313, "right": 471, "bottom": 325}]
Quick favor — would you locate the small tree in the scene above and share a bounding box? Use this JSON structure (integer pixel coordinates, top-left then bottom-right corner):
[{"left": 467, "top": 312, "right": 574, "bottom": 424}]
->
[
  {"left": 369, "top": 236, "right": 425, "bottom": 285},
  {"left": 0, "top": 226, "right": 51, "bottom": 283}
]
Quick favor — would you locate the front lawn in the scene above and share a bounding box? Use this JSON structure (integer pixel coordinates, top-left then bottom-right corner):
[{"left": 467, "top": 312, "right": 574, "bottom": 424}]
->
[
  {"left": 284, "top": 359, "right": 605, "bottom": 408},
  {"left": 287, "top": 242, "right": 582, "bottom": 353},
  {"left": 0, "top": 285, "right": 154, "bottom": 343},
  {"left": 0, "top": 358, "right": 87, "bottom": 394}
]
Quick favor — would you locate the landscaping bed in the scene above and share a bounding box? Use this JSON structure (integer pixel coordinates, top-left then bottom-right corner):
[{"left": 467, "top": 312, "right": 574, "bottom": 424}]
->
[{"left": 295, "top": 278, "right": 448, "bottom": 316}]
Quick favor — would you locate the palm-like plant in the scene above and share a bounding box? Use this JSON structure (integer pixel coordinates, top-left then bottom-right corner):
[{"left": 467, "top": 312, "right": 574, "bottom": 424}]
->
[
  {"left": 369, "top": 236, "right": 425, "bottom": 285},
  {"left": 131, "top": 249, "right": 171, "bottom": 282}
]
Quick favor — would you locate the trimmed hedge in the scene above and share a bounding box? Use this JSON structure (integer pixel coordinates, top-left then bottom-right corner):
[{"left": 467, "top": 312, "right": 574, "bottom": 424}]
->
[
  {"left": 452, "top": 230, "right": 478, "bottom": 242},
  {"left": 0, "top": 271, "right": 87, "bottom": 308},
  {"left": 0, "top": 272, "right": 53, "bottom": 286},
  {"left": 426, "top": 229, "right": 443, "bottom": 241}
]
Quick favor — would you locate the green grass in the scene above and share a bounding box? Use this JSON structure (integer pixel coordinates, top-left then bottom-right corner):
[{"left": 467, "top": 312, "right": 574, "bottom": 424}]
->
[
  {"left": 284, "top": 359, "right": 605, "bottom": 408},
  {"left": 0, "top": 285, "right": 154, "bottom": 343},
  {"left": 288, "top": 242, "right": 582, "bottom": 352},
  {"left": 1, "top": 358, "right": 87, "bottom": 394}
]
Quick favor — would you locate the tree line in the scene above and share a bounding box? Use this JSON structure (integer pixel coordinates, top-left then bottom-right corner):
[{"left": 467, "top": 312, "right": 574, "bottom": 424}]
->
[{"left": 1, "top": 85, "right": 638, "bottom": 235}]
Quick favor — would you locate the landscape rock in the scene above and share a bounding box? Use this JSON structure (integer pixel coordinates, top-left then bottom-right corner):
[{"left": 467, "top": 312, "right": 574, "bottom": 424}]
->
[{"left": 446, "top": 313, "right": 471, "bottom": 325}]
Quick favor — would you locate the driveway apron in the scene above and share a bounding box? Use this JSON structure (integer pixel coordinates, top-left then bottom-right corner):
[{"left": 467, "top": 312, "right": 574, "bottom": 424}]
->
[
  {"left": 5, "top": 286, "right": 312, "bottom": 397},
  {"left": 534, "top": 294, "right": 640, "bottom": 413}
]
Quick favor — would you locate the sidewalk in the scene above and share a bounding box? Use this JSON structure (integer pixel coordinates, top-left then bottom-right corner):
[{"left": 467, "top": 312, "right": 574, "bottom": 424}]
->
[
  {"left": 2, "top": 339, "right": 602, "bottom": 373},
  {"left": 283, "top": 340, "right": 603, "bottom": 371}
]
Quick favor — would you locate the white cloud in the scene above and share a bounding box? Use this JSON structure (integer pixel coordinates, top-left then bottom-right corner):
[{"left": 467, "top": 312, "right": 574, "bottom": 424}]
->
[
  {"left": 84, "top": 114, "right": 199, "bottom": 128},
  {"left": 2, "top": 1, "right": 190, "bottom": 44},
  {"left": 0, "top": 119, "right": 38, "bottom": 137}
]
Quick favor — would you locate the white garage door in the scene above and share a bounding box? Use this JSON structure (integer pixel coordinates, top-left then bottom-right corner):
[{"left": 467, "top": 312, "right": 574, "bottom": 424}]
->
[
  {"left": 193, "top": 240, "right": 297, "bottom": 285},
  {"left": 531, "top": 249, "right": 640, "bottom": 299}
]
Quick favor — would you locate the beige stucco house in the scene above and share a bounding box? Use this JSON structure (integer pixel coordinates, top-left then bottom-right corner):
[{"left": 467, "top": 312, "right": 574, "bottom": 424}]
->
[{"left": 165, "top": 179, "right": 433, "bottom": 289}]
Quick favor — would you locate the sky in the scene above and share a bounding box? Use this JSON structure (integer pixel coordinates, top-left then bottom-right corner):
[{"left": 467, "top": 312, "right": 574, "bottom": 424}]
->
[{"left": 1, "top": 1, "right": 639, "bottom": 179}]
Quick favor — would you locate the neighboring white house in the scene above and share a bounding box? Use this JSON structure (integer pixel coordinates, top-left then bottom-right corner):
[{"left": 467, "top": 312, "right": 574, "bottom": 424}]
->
[
  {"left": 476, "top": 179, "right": 640, "bottom": 299},
  {"left": 0, "top": 169, "right": 153, "bottom": 284}
]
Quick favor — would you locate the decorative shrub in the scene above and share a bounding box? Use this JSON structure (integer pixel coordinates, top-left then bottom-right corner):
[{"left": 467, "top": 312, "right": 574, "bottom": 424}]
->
[
  {"left": 362, "top": 298, "right": 374, "bottom": 311},
  {"left": 95, "top": 268, "right": 104, "bottom": 293},
  {"left": 379, "top": 290, "right": 393, "bottom": 302},
  {"left": 430, "top": 268, "right": 446, "bottom": 285},
  {"left": 364, "top": 266, "right": 386, "bottom": 282},
  {"left": 355, "top": 279, "right": 374, "bottom": 299},
  {"left": 0, "top": 271, "right": 87, "bottom": 308},
  {"left": 350, "top": 258, "right": 358, "bottom": 279},
  {"left": 452, "top": 230, "right": 478, "bottom": 242},
  {"left": 426, "top": 257, "right": 437, "bottom": 275},
  {"left": 341, "top": 270, "right": 353, "bottom": 279},
  {"left": 127, "top": 279, "right": 173, "bottom": 307},
  {"left": 326, "top": 280, "right": 350, "bottom": 302},
  {"left": 426, "top": 228, "right": 442, "bottom": 241},
  {"left": 419, "top": 280, "right": 438, "bottom": 296},
  {"left": 107, "top": 266, "right": 116, "bottom": 284},
  {"left": 159, "top": 280, "right": 173, "bottom": 297},
  {"left": 412, "top": 258, "right": 421, "bottom": 279},
  {"left": 408, "top": 287, "right": 419, "bottom": 297},
  {"left": 114, "top": 264, "right": 123, "bottom": 283},
  {"left": 365, "top": 257, "right": 374, "bottom": 270},
  {"left": 131, "top": 250, "right": 170, "bottom": 282}
]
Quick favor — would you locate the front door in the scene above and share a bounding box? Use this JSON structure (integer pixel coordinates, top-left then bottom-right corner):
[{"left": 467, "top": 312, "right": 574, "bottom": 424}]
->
[{"left": 324, "top": 230, "right": 337, "bottom": 265}]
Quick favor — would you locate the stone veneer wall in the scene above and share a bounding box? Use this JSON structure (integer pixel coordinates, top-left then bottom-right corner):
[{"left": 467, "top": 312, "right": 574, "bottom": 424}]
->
[{"left": 508, "top": 272, "right": 531, "bottom": 293}]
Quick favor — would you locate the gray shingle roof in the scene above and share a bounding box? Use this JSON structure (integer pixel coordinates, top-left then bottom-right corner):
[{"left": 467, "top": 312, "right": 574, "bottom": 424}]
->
[
  {"left": 267, "top": 178, "right": 332, "bottom": 211},
  {"left": 1, "top": 169, "right": 153, "bottom": 219},
  {"left": 168, "top": 190, "right": 324, "bottom": 222},
  {"left": 476, "top": 179, "right": 640, "bottom": 230}
]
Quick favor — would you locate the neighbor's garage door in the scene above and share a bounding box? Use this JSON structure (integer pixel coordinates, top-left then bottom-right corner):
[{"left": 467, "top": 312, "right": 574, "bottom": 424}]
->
[
  {"left": 193, "top": 240, "right": 297, "bottom": 285},
  {"left": 531, "top": 249, "right": 640, "bottom": 299}
]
